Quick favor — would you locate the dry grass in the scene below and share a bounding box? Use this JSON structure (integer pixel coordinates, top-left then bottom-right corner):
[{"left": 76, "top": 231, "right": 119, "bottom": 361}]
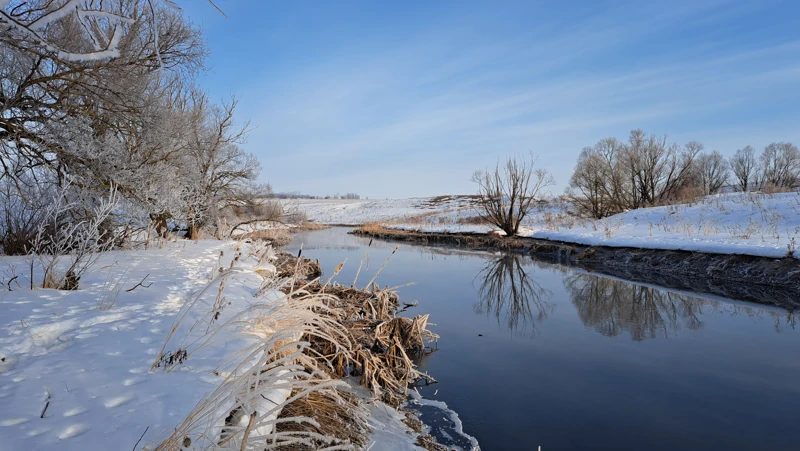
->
[
  {"left": 155, "top": 240, "right": 441, "bottom": 450},
  {"left": 359, "top": 222, "right": 388, "bottom": 234},
  {"left": 290, "top": 222, "right": 329, "bottom": 231},
  {"left": 287, "top": 281, "right": 438, "bottom": 407},
  {"left": 274, "top": 389, "right": 367, "bottom": 450},
  {"left": 272, "top": 252, "right": 322, "bottom": 280},
  {"left": 271, "top": 249, "right": 439, "bottom": 406}
]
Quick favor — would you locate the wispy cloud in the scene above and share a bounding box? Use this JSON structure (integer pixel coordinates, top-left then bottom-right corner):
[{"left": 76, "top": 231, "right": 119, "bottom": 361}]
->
[{"left": 203, "top": 0, "right": 800, "bottom": 197}]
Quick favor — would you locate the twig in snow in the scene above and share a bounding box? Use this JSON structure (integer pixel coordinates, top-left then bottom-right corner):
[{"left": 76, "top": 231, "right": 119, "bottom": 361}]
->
[
  {"left": 132, "top": 426, "right": 149, "bottom": 450},
  {"left": 7, "top": 275, "right": 18, "bottom": 291},
  {"left": 125, "top": 274, "right": 152, "bottom": 292},
  {"left": 40, "top": 392, "right": 51, "bottom": 418}
]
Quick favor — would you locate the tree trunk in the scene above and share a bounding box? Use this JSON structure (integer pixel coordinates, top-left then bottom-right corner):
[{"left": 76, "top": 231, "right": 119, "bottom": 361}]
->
[
  {"left": 150, "top": 213, "right": 170, "bottom": 239},
  {"left": 186, "top": 223, "right": 201, "bottom": 240}
]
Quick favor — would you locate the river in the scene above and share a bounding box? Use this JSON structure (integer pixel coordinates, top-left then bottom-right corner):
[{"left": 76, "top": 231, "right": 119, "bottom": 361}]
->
[{"left": 287, "top": 227, "right": 800, "bottom": 451}]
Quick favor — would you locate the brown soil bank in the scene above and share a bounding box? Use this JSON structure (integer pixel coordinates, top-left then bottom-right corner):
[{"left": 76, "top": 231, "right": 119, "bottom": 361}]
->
[{"left": 351, "top": 226, "right": 800, "bottom": 311}]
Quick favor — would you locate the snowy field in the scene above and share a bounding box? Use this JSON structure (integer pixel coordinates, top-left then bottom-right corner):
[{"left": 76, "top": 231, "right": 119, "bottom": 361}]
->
[
  {"left": 298, "top": 196, "right": 496, "bottom": 232},
  {"left": 300, "top": 192, "right": 800, "bottom": 259},
  {"left": 296, "top": 198, "right": 450, "bottom": 225},
  {"left": 0, "top": 241, "right": 423, "bottom": 450}
]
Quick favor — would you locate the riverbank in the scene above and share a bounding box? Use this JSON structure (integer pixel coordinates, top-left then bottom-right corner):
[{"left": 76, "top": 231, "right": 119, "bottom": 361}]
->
[
  {"left": 0, "top": 238, "right": 451, "bottom": 450},
  {"left": 351, "top": 225, "right": 800, "bottom": 310}
]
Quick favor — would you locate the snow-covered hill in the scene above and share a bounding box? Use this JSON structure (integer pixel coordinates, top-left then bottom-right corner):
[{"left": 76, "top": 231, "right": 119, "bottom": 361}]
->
[{"left": 531, "top": 192, "right": 800, "bottom": 259}]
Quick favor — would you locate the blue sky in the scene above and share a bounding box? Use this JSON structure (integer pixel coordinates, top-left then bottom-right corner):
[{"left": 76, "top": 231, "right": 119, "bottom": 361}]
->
[{"left": 182, "top": 0, "right": 800, "bottom": 198}]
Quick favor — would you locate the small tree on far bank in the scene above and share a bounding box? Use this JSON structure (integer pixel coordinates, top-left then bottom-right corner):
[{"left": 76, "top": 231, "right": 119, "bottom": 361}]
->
[{"left": 472, "top": 153, "right": 554, "bottom": 236}]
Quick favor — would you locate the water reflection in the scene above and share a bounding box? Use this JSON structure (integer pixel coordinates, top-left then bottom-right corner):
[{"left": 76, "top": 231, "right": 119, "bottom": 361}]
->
[
  {"left": 564, "top": 272, "right": 798, "bottom": 340},
  {"left": 474, "top": 254, "right": 553, "bottom": 334}
]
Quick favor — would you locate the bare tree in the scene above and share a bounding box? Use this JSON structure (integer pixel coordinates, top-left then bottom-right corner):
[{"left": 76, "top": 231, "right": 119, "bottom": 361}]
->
[
  {"left": 619, "top": 130, "right": 701, "bottom": 208},
  {"left": 759, "top": 142, "right": 800, "bottom": 190},
  {"left": 567, "top": 131, "right": 702, "bottom": 217},
  {"left": 472, "top": 153, "right": 554, "bottom": 236},
  {"left": 695, "top": 150, "right": 730, "bottom": 195},
  {"left": 730, "top": 146, "right": 758, "bottom": 192},
  {"left": 567, "top": 138, "right": 624, "bottom": 218}
]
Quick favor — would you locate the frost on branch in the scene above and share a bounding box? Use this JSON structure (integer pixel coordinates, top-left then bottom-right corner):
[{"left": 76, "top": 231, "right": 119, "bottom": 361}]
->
[
  {"left": 24, "top": 178, "right": 121, "bottom": 290},
  {"left": 0, "top": 0, "right": 136, "bottom": 62}
]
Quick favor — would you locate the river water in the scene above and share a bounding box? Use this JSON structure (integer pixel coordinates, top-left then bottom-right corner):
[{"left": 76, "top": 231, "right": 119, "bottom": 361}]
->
[{"left": 287, "top": 227, "right": 800, "bottom": 451}]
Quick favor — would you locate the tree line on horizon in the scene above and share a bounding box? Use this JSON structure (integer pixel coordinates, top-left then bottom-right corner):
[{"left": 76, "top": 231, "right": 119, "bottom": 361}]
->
[{"left": 566, "top": 130, "right": 799, "bottom": 219}]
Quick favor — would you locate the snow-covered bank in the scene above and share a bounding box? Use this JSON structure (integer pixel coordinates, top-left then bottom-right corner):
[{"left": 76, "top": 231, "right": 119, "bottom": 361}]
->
[
  {"left": 528, "top": 192, "right": 800, "bottom": 260},
  {"left": 307, "top": 192, "right": 800, "bottom": 260},
  {"left": 0, "top": 241, "right": 441, "bottom": 450}
]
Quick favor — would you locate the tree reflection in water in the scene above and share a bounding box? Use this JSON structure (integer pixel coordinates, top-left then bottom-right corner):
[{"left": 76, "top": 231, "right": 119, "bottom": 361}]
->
[
  {"left": 474, "top": 254, "right": 553, "bottom": 334},
  {"left": 563, "top": 272, "right": 798, "bottom": 340}
]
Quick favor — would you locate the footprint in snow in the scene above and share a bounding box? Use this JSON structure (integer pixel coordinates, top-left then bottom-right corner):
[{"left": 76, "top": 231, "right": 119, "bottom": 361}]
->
[
  {"left": 63, "top": 407, "right": 87, "bottom": 417},
  {"left": 58, "top": 424, "right": 90, "bottom": 439},
  {"left": 123, "top": 377, "right": 145, "bottom": 387},
  {"left": 104, "top": 394, "right": 135, "bottom": 408},
  {"left": 27, "top": 427, "right": 50, "bottom": 437},
  {"left": 0, "top": 417, "right": 30, "bottom": 426}
]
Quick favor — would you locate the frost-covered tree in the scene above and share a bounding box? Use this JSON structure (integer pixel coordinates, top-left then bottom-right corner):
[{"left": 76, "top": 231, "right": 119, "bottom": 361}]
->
[
  {"left": 0, "top": 1, "right": 272, "bottom": 250},
  {"left": 180, "top": 92, "right": 261, "bottom": 239},
  {"left": 0, "top": 1, "right": 205, "bottom": 193}
]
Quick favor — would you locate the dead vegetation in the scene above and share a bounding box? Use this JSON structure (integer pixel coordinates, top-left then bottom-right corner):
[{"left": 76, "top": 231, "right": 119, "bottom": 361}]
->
[
  {"left": 273, "top": 252, "right": 322, "bottom": 280},
  {"left": 274, "top": 389, "right": 368, "bottom": 450},
  {"left": 273, "top": 253, "right": 439, "bottom": 407},
  {"left": 290, "top": 222, "right": 329, "bottom": 231},
  {"left": 155, "top": 240, "right": 442, "bottom": 450}
]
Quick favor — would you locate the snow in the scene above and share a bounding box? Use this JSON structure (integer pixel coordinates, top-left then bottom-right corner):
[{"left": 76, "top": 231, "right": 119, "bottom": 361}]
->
[
  {"left": 0, "top": 239, "right": 439, "bottom": 450},
  {"left": 0, "top": 241, "right": 238, "bottom": 450},
  {"left": 300, "top": 192, "right": 800, "bottom": 259},
  {"left": 528, "top": 192, "right": 800, "bottom": 259},
  {"left": 365, "top": 398, "right": 425, "bottom": 451},
  {"left": 298, "top": 198, "right": 439, "bottom": 225}
]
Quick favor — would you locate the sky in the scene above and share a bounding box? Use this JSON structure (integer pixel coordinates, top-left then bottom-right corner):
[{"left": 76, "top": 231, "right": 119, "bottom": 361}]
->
[{"left": 181, "top": 0, "right": 800, "bottom": 199}]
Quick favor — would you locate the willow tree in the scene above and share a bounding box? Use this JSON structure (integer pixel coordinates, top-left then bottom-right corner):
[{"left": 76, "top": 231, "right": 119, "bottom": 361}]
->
[{"left": 472, "top": 153, "right": 553, "bottom": 236}]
